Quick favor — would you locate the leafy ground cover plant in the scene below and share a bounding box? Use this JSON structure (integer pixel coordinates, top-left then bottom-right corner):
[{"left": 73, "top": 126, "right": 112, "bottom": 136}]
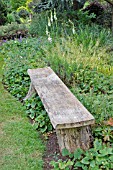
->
[
  {"left": 50, "top": 139, "right": 113, "bottom": 170},
  {"left": 25, "top": 94, "right": 53, "bottom": 133},
  {"left": 1, "top": 38, "right": 51, "bottom": 133},
  {"left": 1, "top": 38, "right": 46, "bottom": 100}
]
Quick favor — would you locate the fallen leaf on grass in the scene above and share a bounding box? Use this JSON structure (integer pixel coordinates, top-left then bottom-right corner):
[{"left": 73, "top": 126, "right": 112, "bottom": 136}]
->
[{"left": 106, "top": 118, "right": 113, "bottom": 126}]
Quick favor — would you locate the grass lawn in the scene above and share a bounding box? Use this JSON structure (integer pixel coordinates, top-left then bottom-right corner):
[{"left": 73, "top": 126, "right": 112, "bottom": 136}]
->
[{"left": 0, "top": 56, "right": 45, "bottom": 170}]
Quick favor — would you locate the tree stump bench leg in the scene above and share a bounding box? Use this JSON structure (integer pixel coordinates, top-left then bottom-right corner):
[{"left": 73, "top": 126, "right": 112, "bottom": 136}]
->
[
  {"left": 23, "top": 83, "right": 36, "bottom": 101},
  {"left": 56, "top": 125, "right": 93, "bottom": 153}
]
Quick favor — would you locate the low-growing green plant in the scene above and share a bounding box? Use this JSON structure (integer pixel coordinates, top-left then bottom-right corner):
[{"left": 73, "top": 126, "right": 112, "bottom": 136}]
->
[
  {"left": 51, "top": 139, "right": 113, "bottom": 170},
  {"left": 3, "top": 62, "right": 30, "bottom": 99},
  {"left": 25, "top": 94, "right": 53, "bottom": 133},
  {"left": 2, "top": 38, "right": 46, "bottom": 100}
]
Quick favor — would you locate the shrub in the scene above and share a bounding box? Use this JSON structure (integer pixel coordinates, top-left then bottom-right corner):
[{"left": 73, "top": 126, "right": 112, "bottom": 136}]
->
[
  {"left": 17, "top": 6, "right": 29, "bottom": 19},
  {"left": 0, "top": 22, "right": 28, "bottom": 40},
  {"left": 7, "top": 13, "right": 15, "bottom": 23},
  {"left": 10, "top": 0, "right": 26, "bottom": 10}
]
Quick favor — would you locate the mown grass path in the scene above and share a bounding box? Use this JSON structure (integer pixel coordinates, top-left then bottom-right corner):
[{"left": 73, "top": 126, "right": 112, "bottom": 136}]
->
[{"left": 0, "top": 56, "right": 45, "bottom": 170}]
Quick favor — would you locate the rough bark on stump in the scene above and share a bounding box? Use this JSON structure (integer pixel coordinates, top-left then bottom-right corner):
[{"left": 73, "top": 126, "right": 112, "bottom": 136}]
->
[{"left": 56, "top": 125, "right": 93, "bottom": 153}]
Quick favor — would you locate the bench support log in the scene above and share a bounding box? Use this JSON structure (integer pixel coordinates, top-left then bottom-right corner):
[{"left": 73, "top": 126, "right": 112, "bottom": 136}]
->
[
  {"left": 23, "top": 83, "right": 36, "bottom": 101},
  {"left": 56, "top": 125, "right": 93, "bottom": 153}
]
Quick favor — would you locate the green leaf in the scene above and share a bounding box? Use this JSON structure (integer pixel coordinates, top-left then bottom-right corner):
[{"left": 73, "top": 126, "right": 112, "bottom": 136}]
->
[
  {"left": 69, "top": 153, "right": 74, "bottom": 158},
  {"left": 29, "top": 113, "right": 35, "bottom": 119},
  {"left": 74, "top": 161, "right": 82, "bottom": 167},
  {"left": 62, "top": 148, "right": 69, "bottom": 157},
  {"left": 91, "top": 165, "right": 100, "bottom": 170},
  {"left": 65, "top": 168, "right": 70, "bottom": 170},
  {"left": 81, "top": 157, "right": 90, "bottom": 165},
  {"left": 33, "top": 123, "right": 38, "bottom": 130},
  {"left": 81, "top": 165, "right": 88, "bottom": 170},
  {"left": 26, "top": 103, "right": 31, "bottom": 107},
  {"left": 94, "top": 139, "right": 103, "bottom": 151},
  {"left": 109, "top": 155, "right": 113, "bottom": 161},
  {"left": 59, "top": 162, "right": 66, "bottom": 169},
  {"left": 40, "top": 126, "right": 47, "bottom": 133},
  {"left": 40, "top": 121, "right": 45, "bottom": 127},
  {"left": 31, "top": 102, "right": 36, "bottom": 108},
  {"left": 74, "top": 148, "right": 83, "bottom": 160},
  {"left": 35, "top": 117, "right": 39, "bottom": 121},
  {"left": 90, "top": 160, "right": 95, "bottom": 167},
  {"left": 99, "top": 147, "right": 113, "bottom": 156},
  {"left": 96, "top": 157, "right": 105, "bottom": 165},
  {"left": 47, "top": 124, "right": 53, "bottom": 131},
  {"left": 65, "top": 160, "right": 73, "bottom": 167},
  {"left": 26, "top": 110, "right": 30, "bottom": 114}
]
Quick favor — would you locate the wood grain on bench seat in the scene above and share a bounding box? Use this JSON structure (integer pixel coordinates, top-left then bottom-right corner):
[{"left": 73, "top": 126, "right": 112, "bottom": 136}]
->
[{"left": 27, "top": 67, "right": 95, "bottom": 130}]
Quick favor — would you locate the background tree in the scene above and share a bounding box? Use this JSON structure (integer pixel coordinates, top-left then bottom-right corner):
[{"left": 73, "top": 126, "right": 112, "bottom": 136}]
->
[
  {"left": 73, "top": 0, "right": 86, "bottom": 10},
  {"left": 104, "top": 0, "right": 113, "bottom": 32},
  {"left": 0, "top": 0, "right": 7, "bottom": 25}
]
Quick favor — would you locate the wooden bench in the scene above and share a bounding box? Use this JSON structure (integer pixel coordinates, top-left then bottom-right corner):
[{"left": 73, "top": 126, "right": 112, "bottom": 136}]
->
[{"left": 24, "top": 67, "right": 95, "bottom": 153}]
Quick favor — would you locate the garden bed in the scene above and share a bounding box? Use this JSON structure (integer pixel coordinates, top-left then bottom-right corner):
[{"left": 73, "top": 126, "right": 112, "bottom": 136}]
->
[{"left": 0, "top": 24, "right": 113, "bottom": 169}]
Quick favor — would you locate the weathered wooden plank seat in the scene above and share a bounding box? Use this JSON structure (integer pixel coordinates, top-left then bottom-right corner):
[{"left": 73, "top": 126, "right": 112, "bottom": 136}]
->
[{"left": 24, "top": 67, "right": 95, "bottom": 152}]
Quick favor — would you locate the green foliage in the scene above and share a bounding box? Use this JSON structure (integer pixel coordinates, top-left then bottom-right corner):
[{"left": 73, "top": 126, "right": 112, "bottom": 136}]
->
[
  {"left": 26, "top": 0, "right": 34, "bottom": 11},
  {"left": 17, "top": 6, "right": 29, "bottom": 19},
  {"left": 1, "top": 38, "right": 52, "bottom": 133},
  {"left": 10, "top": 0, "right": 26, "bottom": 10},
  {"left": 1, "top": 14, "right": 113, "bottom": 157},
  {"left": 33, "top": 0, "right": 86, "bottom": 13},
  {"left": 0, "top": 22, "right": 27, "bottom": 38},
  {"left": 0, "top": 0, "right": 7, "bottom": 25},
  {"left": 1, "top": 38, "right": 45, "bottom": 99},
  {"left": 51, "top": 139, "right": 113, "bottom": 170},
  {"left": 93, "top": 126, "right": 113, "bottom": 143},
  {"left": 29, "top": 12, "right": 48, "bottom": 36},
  {"left": 25, "top": 94, "right": 53, "bottom": 133},
  {"left": 1, "top": 23, "right": 113, "bottom": 129},
  {"left": 76, "top": 10, "right": 96, "bottom": 24},
  {"left": 7, "top": 13, "right": 15, "bottom": 23},
  {"left": 29, "top": 9, "right": 96, "bottom": 37}
]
